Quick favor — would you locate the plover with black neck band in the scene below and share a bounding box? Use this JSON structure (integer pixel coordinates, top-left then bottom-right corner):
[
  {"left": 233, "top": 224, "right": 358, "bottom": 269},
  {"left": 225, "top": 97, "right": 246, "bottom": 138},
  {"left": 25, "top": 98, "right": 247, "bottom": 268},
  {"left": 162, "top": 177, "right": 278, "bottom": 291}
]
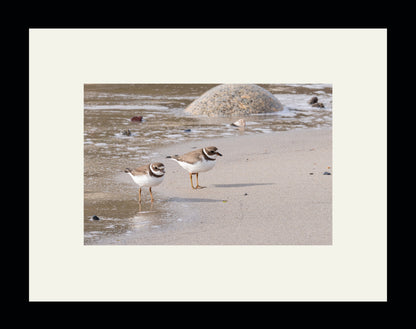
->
[
  {"left": 167, "top": 146, "right": 222, "bottom": 189},
  {"left": 125, "top": 162, "right": 165, "bottom": 203}
]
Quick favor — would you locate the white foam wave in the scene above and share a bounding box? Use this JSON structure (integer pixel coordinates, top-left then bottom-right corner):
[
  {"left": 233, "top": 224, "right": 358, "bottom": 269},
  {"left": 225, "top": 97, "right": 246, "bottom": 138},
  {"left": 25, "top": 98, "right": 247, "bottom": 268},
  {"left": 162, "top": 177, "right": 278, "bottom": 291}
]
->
[
  {"left": 285, "top": 83, "right": 332, "bottom": 89},
  {"left": 84, "top": 104, "right": 169, "bottom": 110}
]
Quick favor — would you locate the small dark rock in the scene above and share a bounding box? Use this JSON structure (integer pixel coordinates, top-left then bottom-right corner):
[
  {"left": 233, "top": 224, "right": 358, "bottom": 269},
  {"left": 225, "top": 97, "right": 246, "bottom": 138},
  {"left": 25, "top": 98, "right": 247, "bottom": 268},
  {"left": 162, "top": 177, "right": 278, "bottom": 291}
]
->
[
  {"left": 183, "top": 129, "right": 191, "bottom": 132},
  {"left": 323, "top": 172, "right": 331, "bottom": 175},
  {"left": 92, "top": 215, "right": 100, "bottom": 220},
  {"left": 311, "top": 102, "right": 325, "bottom": 108},
  {"left": 131, "top": 116, "right": 143, "bottom": 122},
  {"left": 309, "top": 173, "right": 314, "bottom": 175},
  {"left": 244, "top": 193, "right": 248, "bottom": 196},
  {"left": 308, "top": 96, "right": 319, "bottom": 104},
  {"left": 121, "top": 129, "right": 131, "bottom": 136}
]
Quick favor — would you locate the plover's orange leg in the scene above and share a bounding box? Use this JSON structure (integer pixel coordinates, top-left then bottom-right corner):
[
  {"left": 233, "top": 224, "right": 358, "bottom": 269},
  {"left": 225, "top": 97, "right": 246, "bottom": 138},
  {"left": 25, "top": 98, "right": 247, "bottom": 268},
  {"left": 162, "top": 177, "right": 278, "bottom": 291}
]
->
[
  {"left": 149, "top": 187, "right": 154, "bottom": 202},
  {"left": 195, "top": 173, "right": 206, "bottom": 189},
  {"left": 138, "top": 187, "right": 142, "bottom": 203},
  {"left": 190, "top": 173, "right": 197, "bottom": 189}
]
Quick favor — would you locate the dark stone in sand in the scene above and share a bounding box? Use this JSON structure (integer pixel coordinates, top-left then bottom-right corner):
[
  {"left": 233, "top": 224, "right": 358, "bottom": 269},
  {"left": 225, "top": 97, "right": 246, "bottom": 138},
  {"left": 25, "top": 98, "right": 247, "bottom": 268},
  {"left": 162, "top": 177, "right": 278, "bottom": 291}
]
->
[
  {"left": 323, "top": 172, "right": 331, "bottom": 175},
  {"left": 312, "top": 102, "right": 325, "bottom": 108},
  {"left": 131, "top": 116, "right": 143, "bottom": 122},
  {"left": 184, "top": 84, "right": 283, "bottom": 117},
  {"left": 92, "top": 215, "right": 100, "bottom": 220},
  {"left": 308, "top": 96, "right": 319, "bottom": 104}
]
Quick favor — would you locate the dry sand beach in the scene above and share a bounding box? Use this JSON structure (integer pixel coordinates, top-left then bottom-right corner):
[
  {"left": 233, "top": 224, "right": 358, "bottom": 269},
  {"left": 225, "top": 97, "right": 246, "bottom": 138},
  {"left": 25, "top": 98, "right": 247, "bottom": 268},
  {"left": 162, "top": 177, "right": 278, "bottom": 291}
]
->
[{"left": 108, "top": 127, "right": 332, "bottom": 245}]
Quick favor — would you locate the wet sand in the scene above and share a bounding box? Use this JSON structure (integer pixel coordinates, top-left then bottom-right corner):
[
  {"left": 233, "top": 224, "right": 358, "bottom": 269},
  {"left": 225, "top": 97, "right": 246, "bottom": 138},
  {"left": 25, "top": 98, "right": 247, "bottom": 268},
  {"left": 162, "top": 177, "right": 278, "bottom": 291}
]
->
[{"left": 111, "top": 127, "right": 332, "bottom": 245}]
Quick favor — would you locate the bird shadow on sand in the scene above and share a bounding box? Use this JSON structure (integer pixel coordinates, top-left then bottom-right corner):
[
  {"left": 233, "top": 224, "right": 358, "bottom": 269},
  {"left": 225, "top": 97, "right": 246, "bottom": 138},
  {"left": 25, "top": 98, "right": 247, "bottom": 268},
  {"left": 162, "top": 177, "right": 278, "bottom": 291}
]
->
[{"left": 212, "top": 183, "right": 275, "bottom": 188}]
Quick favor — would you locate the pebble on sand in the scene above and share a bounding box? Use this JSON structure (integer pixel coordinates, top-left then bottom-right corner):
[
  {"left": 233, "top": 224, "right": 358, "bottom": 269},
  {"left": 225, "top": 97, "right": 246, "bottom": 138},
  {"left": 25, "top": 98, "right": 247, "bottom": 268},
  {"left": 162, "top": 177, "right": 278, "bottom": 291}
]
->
[
  {"left": 308, "top": 96, "right": 325, "bottom": 108},
  {"left": 121, "top": 129, "right": 131, "bottom": 136},
  {"left": 308, "top": 96, "right": 319, "bottom": 104},
  {"left": 231, "top": 118, "right": 246, "bottom": 127},
  {"left": 131, "top": 116, "right": 143, "bottom": 122}
]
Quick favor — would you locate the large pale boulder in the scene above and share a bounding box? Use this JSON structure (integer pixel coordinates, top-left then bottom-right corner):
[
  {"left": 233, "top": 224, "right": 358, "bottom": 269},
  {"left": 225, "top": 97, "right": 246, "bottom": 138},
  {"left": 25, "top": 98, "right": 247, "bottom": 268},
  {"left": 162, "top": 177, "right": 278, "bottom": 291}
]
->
[{"left": 184, "top": 84, "right": 283, "bottom": 117}]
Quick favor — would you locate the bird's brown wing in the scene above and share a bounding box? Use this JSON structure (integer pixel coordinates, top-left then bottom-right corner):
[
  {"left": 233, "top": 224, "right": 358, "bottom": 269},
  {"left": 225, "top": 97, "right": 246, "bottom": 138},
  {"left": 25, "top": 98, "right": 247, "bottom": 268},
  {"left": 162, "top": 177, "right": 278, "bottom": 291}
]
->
[
  {"left": 175, "top": 149, "right": 203, "bottom": 164},
  {"left": 130, "top": 164, "right": 150, "bottom": 176}
]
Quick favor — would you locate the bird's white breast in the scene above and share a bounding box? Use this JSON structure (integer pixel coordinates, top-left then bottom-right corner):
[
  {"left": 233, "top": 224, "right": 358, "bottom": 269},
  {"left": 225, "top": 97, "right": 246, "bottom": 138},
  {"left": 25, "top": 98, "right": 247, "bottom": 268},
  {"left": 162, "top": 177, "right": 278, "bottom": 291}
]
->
[
  {"left": 128, "top": 173, "right": 164, "bottom": 187},
  {"left": 175, "top": 157, "right": 216, "bottom": 173}
]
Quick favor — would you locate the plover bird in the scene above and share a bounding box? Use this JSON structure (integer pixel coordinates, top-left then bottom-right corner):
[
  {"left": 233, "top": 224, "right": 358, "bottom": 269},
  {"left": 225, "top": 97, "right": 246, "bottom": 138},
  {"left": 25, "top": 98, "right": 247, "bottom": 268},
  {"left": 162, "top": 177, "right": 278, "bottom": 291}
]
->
[
  {"left": 124, "top": 162, "right": 165, "bottom": 203},
  {"left": 167, "top": 146, "right": 222, "bottom": 189}
]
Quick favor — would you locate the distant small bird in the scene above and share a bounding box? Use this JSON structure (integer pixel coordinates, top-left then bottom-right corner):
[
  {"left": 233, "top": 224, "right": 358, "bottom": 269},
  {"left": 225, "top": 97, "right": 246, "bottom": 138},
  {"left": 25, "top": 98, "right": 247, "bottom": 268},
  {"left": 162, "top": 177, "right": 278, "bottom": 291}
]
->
[
  {"left": 167, "top": 146, "right": 222, "bottom": 189},
  {"left": 124, "top": 163, "right": 165, "bottom": 203},
  {"left": 231, "top": 118, "right": 246, "bottom": 127}
]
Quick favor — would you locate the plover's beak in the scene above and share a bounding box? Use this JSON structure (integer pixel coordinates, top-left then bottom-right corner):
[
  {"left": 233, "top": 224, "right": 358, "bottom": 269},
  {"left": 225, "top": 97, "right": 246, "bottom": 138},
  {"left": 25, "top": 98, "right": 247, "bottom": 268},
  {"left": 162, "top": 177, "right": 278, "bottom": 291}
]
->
[{"left": 215, "top": 152, "right": 222, "bottom": 156}]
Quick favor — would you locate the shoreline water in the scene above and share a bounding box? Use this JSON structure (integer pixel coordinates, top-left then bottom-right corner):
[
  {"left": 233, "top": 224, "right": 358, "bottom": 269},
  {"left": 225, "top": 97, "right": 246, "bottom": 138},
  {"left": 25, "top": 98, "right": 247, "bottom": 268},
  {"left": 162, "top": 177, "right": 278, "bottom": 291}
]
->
[{"left": 91, "top": 127, "right": 332, "bottom": 245}]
